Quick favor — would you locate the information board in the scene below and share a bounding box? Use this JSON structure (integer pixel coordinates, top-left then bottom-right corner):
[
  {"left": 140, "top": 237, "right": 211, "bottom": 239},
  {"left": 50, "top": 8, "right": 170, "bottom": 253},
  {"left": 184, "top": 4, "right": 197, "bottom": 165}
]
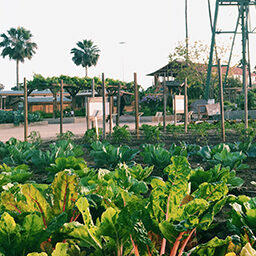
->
[
  {"left": 86, "top": 97, "right": 109, "bottom": 118},
  {"left": 173, "top": 95, "right": 184, "bottom": 114}
]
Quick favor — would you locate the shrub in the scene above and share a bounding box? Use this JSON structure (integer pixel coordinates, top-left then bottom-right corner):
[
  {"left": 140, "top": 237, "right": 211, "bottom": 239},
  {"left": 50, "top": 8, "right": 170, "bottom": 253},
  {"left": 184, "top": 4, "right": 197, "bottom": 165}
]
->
[{"left": 111, "top": 125, "right": 131, "bottom": 145}]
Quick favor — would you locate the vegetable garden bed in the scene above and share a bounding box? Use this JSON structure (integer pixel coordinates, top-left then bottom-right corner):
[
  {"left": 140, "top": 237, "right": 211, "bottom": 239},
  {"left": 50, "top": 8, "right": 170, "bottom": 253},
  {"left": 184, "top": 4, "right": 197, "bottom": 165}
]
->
[{"left": 0, "top": 123, "right": 255, "bottom": 256}]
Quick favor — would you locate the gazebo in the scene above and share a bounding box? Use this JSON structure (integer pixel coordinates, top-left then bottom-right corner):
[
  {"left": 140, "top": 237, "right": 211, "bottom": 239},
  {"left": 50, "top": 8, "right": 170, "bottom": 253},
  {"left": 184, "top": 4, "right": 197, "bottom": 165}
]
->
[{"left": 147, "top": 59, "right": 185, "bottom": 94}]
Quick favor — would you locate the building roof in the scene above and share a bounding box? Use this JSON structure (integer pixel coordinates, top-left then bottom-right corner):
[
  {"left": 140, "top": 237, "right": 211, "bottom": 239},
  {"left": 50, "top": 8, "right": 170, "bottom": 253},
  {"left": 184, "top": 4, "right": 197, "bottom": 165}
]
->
[
  {"left": 27, "top": 96, "right": 71, "bottom": 103},
  {"left": 147, "top": 59, "right": 186, "bottom": 77},
  {"left": 0, "top": 89, "right": 69, "bottom": 96}
]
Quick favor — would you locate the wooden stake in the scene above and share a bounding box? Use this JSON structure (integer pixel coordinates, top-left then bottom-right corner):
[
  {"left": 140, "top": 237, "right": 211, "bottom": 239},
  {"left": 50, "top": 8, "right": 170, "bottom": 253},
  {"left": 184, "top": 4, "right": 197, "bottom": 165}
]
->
[
  {"left": 134, "top": 73, "right": 139, "bottom": 138},
  {"left": 24, "top": 78, "right": 28, "bottom": 141},
  {"left": 60, "top": 80, "right": 64, "bottom": 134},
  {"left": 92, "top": 78, "right": 95, "bottom": 97},
  {"left": 109, "top": 96, "right": 113, "bottom": 134},
  {"left": 102, "top": 73, "right": 106, "bottom": 139},
  {"left": 184, "top": 78, "right": 188, "bottom": 133},
  {"left": 86, "top": 98, "right": 90, "bottom": 130},
  {"left": 116, "top": 83, "right": 121, "bottom": 126},
  {"left": 163, "top": 75, "right": 167, "bottom": 132},
  {"left": 174, "top": 95, "right": 177, "bottom": 126},
  {"left": 217, "top": 59, "right": 225, "bottom": 142}
]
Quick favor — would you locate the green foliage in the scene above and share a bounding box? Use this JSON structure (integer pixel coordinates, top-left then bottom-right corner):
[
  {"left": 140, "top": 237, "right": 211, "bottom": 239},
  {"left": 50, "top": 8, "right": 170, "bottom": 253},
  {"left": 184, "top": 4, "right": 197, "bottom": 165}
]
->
[
  {"left": 56, "top": 131, "right": 75, "bottom": 141},
  {"left": 197, "top": 144, "right": 248, "bottom": 170},
  {"left": 228, "top": 196, "right": 256, "bottom": 247},
  {"left": 28, "top": 131, "right": 42, "bottom": 146},
  {"left": 0, "top": 170, "right": 80, "bottom": 256},
  {"left": 140, "top": 144, "right": 171, "bottom": 171},
  {"left": 46, "top": 156, "right": 91, "bottom": 182},
  {"left": 111, "top": 125, "right": 131, "bottom": 145},
  {"left": 190, "top": 164, "right": 244, "bottom": 192},
  {"left": 141, "top": 124, "right": 161, "bottom": 143},
  {"left": 83, "top": 128, "right": 102, "bottom": 145},
  {"left": 0, "top": 110, "right": 42, "bottom": 125},
  {"left": 71, "top": 39, "right": 100, "bottom": 76},
  {"left": 90, "top": 141, "right": 138, "bottom": 169},
  {"left": 0, "top": 163, "right": 32, "bottom": 191}
]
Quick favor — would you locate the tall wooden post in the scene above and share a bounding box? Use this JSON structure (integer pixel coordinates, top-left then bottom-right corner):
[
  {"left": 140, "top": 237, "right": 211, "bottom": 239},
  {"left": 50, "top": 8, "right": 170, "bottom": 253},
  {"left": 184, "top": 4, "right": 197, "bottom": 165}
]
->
[
  {"left": 24, "top": 78, "right": 28, "bottom": 141},
  {"left": 0, "top": 96, "right": 2, "bottom": 109},
  {"left": 102, "top": 73, "right": 106, "bottom": 138},
  {"left": 91, "top": 78, "right": 95, "bottom": 97},
  {"left": 184, "top": 78, "right": 188, "bottom": 133},
  {"left": 163, "top": 75, "right": 167, "bottom": 132},
  {"left": 86, "top": 98, "right": 90, "bottom": 130},
  {"left": 217, "top": 59, "right": 225, "bottom": 142},
  {"left": 109, "top": 96, "right": 113, "bottom": 134},
  {"left": 60, "top": 80, "right": 64, "bottom": 135},
  {"left": 116, "top": 83, "right": 121, "bottom": 126},
  {"left": 134, "top": 73, "right": 139, "bottom": 138},
  {"left": 173, "top": 95, "right": 177, "bottom": 126}
]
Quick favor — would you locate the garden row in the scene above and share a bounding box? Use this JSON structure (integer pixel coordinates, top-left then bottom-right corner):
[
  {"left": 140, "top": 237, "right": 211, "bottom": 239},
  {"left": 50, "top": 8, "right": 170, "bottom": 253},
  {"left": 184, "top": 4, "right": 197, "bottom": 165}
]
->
[{"left": 0, "top": 133, "right": 255, "bottom": 255}]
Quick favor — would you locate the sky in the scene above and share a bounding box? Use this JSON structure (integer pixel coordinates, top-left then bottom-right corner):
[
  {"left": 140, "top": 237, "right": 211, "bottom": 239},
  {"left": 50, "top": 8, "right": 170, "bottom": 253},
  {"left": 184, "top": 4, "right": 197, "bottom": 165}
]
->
[{"left": 1, "top": 0, "right": 256, "bottom": 90}]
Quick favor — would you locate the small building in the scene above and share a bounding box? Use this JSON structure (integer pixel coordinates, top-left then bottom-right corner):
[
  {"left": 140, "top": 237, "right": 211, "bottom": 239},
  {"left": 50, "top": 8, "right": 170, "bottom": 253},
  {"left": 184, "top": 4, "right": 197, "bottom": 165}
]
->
[{"left": 0, "top": 90, "right": 71, "bottom": 112}]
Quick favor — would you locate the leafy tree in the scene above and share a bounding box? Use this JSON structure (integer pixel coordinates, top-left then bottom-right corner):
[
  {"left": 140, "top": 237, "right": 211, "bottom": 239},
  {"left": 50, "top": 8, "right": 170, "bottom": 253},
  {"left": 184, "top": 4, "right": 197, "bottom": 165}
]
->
[
  {"left": 0, "top": 27, "right": 37, "bottom": 89},
  {"left": 0, "top": 83, "right": 4, "bottom": 90},
  {"left": 71, "top": 39, "right": 100, "bottom": 77},
  {"left": 169, "top": 40, "right": 230, "bottom": 99}
]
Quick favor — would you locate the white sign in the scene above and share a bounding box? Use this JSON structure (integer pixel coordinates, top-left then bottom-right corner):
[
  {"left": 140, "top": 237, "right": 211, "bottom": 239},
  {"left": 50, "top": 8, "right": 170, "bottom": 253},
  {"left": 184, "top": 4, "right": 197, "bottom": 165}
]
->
[
  {"left": 174, "top": 95, "right": 184, "bottom": 114},
  {"left": 86, "top": 97, "right": 109, "bottom": 117}
]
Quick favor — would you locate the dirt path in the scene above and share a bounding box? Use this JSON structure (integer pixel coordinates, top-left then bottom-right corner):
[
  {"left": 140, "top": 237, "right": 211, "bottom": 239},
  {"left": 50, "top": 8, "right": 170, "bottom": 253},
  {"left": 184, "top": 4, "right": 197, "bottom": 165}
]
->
[{"left": 0, "top": 118, "right": 157, "bottom": 142}]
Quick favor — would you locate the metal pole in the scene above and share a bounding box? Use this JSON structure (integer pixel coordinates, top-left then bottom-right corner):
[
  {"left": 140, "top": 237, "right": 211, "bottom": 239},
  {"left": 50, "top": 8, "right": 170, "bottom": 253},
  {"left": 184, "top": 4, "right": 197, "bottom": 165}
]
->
[
  {"left": 134, "top": 73, "right": 139, "bottom": 139},
  {"left": 24, "top": 78, "right": 28, "bottom": 141},
  {"left": 205, "top": 0, "right": 219, "bottom": 100},
  {"left": 102, "top": 73, "right": 106, "bottom": 138},
  {"left": 184, "top": 78, "right": 188, "bottom": 133},
  {"left": 241, "top": 3, "right": 248, "bottom": 129},
  {"left": 217, "top": 59, "right": 225, "bottom": 142},
  {"left": 163, "top": 76, "right": 167, "bottom": 131},
  {"left": 116, "top": 83, "right": 121, "bottom": 126},
  {"left": 60, "top": 80, "right": 63, "bottom": 135}
]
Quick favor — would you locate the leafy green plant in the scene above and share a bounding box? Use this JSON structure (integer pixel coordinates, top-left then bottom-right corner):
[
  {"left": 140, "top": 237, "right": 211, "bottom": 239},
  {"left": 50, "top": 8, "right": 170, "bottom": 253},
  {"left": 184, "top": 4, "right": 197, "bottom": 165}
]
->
[
  {"left": 0, "top": 170, "right": 80, "bottom": 256},
  {"left": 90, "top": 141, "right": 138, "bottom": 169},
  {"left": 140, "top": 144, "right": 171, "bottom": 170},
  {"left": 141, "top": 124, "right": 161, "bottom": 143},
  {"left": 0, "top": 163, "right": 32, "bottom": 191},
  {"left": 28, "top": 131, "right": 42, "bottom": 146},
  {"left": 227, "top": 195, "right": 256, "bottom": 249},
  {"left": 197, "top": 144, "right": 248, "bottom": 170},
  {"left": 83, "top": 128, "right": 102, "bottom": 145},
  {"left": 111, "top": 125, "right": 131, "bottom": 145},
  {"left": 56, "top": 130, "right": 75, "bottom": 141},
  {"left": 46, "top": 156, "right": 91, "bottom": 182},
  {"left": 190, "top": 164, "right": 244, "bottom": 192}
]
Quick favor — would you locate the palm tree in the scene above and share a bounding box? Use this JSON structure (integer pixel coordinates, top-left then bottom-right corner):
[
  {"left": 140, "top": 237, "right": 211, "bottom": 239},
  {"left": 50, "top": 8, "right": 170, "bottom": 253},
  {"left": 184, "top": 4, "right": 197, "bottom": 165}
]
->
[
  {"left": 71, "top": 40, "right": 100, "bottom": 77},
  {"left": 0, "top": 27, "right": 37, "bottom": 89}
]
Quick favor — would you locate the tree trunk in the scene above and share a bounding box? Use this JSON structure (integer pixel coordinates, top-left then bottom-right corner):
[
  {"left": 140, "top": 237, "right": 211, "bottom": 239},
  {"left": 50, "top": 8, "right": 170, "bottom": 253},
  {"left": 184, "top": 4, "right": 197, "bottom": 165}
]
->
[
  {"left": 16, "top": 60, "right": 19, "bottom": 90},
  {"left": 85, "top": 66, "right": 88, "bottom": 77},
  {"left": 72, "top": 96, "right": 76, "bottom": 111}
]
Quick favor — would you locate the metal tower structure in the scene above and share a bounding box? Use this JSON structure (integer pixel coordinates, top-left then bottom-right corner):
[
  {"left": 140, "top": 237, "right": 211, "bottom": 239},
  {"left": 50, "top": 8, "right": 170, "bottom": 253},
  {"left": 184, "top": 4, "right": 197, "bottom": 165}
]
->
[{"left": 205, "top": 0, "right": 256, "bottom": 100}]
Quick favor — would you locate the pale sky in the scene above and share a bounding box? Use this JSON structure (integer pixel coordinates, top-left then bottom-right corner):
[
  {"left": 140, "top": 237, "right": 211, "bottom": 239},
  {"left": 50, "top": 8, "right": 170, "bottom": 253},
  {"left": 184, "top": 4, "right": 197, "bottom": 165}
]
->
[{"left": 1, "top": 0, "right": 256, "bottom": 90}]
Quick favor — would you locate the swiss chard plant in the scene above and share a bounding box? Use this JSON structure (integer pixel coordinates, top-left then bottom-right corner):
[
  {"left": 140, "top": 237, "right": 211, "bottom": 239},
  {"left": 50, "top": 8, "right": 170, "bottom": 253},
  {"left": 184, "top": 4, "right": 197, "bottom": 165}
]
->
[
  {"left": 0, "top": 163, "right": 32, "bottom": 191},
  {"left": 0, "top": 170, "right": 80, "bottom": 256}
]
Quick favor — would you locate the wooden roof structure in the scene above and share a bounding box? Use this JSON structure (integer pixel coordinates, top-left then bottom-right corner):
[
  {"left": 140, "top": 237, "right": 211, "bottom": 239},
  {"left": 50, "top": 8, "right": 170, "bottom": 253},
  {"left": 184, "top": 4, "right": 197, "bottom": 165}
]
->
[{"left": 147, "top": 59, "right": 186, "bottom": 78}]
